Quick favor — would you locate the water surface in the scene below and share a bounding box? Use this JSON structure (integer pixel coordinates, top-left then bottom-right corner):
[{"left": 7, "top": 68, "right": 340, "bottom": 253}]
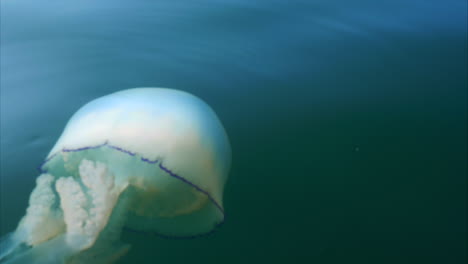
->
[{"left": 1, "top": 0, "right": 466, "bottom": 263}]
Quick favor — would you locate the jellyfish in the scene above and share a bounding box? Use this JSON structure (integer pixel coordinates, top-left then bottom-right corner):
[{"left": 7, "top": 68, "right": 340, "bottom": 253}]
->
[{"left": 0, "top": 88, "right": 231, "bottom": 264}]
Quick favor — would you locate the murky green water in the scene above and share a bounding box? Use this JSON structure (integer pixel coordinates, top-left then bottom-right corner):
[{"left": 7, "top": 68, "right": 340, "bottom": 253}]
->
[{"left": 1, "top": 0, "right": 466, "bottom": 263}]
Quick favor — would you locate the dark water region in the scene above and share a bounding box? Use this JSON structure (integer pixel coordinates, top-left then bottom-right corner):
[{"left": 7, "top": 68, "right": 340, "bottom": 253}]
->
[{"left": 1, "top": 0, "right": 466, "bottom": 263}]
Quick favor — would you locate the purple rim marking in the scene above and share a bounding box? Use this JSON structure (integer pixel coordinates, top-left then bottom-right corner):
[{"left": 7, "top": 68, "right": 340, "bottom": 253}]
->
[
  {"left": 62, "top": 141, "right": 109, "bottom": 152},
  {"left": 108, "top": 144, "right": 136, "bottom": 156},
  {"left": 158, "top": 162, "right": 224, "bottom": 214},
  {"left": 37, "top": 152, "right": 57, "bottom": 173},
  {"left": 37, "top": 141, "right": 225, "bottom": 239},
  {"left": 141, "top": 157, "right": 158, "bottom": 164}
]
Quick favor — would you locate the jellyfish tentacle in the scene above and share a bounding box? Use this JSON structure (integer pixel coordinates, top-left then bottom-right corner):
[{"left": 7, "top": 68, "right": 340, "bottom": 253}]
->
[
  {"left": 55, "top": 159, "right": 129, "bottom": 252},
  {"left": 68, "top": 178, "right": 133, "bottom": 264},
  {"left": 18, "top": 173, "right": 65, "bottom": 246},
  {"left": 55, "top": 176, "right": 90, "bottom": 250},
  {"left": 63, "top": 160, "right": 132, "bottom": 264},
  {"left": 0, "top": 174, "right": 65, "bottom": 262},
  {"left": 0, "top": 160, "right": 131, "bottom": 264}
]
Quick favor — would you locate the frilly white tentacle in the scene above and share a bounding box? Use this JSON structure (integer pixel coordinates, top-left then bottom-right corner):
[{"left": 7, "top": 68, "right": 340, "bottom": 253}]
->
[{"left": 0, "top": 160, "right": 130, "bottom": 264}]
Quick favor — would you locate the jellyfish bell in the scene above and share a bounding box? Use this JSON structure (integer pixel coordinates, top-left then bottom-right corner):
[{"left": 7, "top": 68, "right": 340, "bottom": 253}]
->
[{"left": 0, "top": 88, "right": 231, "bottom": 264}]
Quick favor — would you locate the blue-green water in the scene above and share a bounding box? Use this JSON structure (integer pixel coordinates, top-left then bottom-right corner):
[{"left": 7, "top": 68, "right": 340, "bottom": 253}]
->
[{"left": 1, "top": 0, "right": 466, "bottom": 263}]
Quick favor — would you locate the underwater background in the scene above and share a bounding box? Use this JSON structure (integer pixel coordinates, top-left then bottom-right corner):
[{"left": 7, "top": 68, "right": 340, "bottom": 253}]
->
[{"left": 0, "top": 0, "right": 466, "bottom": 263}]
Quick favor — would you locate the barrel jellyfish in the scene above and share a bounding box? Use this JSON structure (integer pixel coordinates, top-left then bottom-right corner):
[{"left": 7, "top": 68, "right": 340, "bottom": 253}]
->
[{"left": 0, "top": 88, "right": 231, "bottom": 264}]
